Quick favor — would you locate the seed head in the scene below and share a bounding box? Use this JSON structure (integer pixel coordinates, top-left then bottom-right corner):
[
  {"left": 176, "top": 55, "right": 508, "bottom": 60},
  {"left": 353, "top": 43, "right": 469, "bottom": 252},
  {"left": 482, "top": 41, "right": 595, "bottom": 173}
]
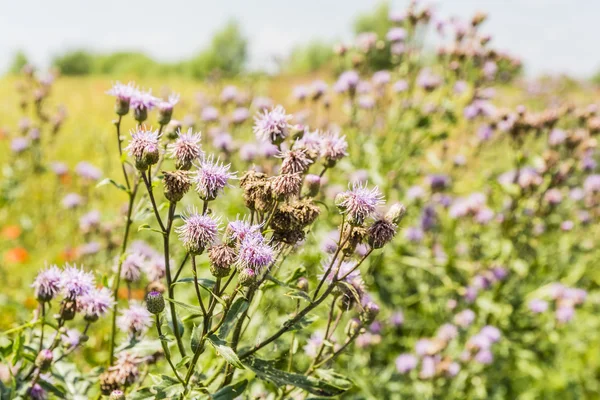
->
[
  {"left": 271, "top": 173, "right": 303, "bottom": 200},
  {"left": 367, "top": 218, "right": 397, "bottom": 249},
  {"left": 277, "top": 149, "right": 313, "bottom": 174},
  {"left": 209, "top": 244, "right": 237, "bottom": 277},
  {"left": 162, "top": 170, "right": 192, "bottom": 202}
]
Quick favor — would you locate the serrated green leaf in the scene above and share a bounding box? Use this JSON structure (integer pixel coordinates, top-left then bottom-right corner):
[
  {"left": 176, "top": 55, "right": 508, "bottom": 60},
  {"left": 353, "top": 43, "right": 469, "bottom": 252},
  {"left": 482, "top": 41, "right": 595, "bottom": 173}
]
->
[
  {"left": 172, "top": 277, "right": 216, "bottom": 290},
  {"left": 95, "top": 177, "right": 128, "bottom": 193},
  {"left": 207, "top": 334, "right": 244, "bottom": 369},
  {"left": 164, "top": 297, "right": 204, "bottom": 314},
  {"left": 211, "top": 379, "right": 248, "bottom": 400},
  {"left": 244, "top": 357, "right": 352, "bottom": 397},
  {"left": 285, "top": 290, "right": 312, "bottom": 303},
  {"left": 218, "top": 298, "right": 249, "bottom": 339},
  {"left": 285, "top": 314, "right": 318, "bottom": 331},
  {"left": 137, "top": 223, "right": 164, "bottom": 234}
]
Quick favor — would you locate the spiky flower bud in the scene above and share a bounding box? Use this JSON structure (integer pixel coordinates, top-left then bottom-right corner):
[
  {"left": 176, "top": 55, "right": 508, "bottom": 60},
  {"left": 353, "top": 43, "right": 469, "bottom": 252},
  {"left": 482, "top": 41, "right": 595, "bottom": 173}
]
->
[
  {"left": 386, "top": 203, "right": 406, "bottom": 224},
  {"left": 163, "top": 170, "right": 191, "bottom": 202},
  {"left": 346, "top": 318, "right": 362, "bottom": 337},
  {"left": 238, "top": 268, "right": 257, "bottom": 286},
  {"left": 304, "top": 174, "right": 321, "bottom": 197},
  {"left": 367, "top": 218, "right": 397, "bottom": 249},
  {"left": 157, "top": 94, "right": 179, "bottom": 126},
  {"left": 297, "top": 277, "right": 309, "bottom": 292},
  {"left": 241, "top": 171, "right": 273, "bottom": 212},
  {"left": 362, "top": 302, "right": 380, "bottom": 324},
  {"left": 208, "top": 244, "right": 236, "bottom": 277},
  {"left": 110, "top": 390, "right": 126, "bottom": 400},
  {"left": 35, "top": 349, "right": 53, "bottom": 372},
  {"left": 107, "top": 82, "right": 134, "bottom": 116},
  {"left": 145, "top": 291, "right": 165, "bottom": 315}
]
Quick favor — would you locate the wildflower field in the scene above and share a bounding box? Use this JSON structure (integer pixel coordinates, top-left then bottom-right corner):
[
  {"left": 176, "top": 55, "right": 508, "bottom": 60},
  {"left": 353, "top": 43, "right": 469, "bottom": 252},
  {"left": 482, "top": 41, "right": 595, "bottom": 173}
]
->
[{"left": 1, "top": 3, "right": 600, "bottom": 399}]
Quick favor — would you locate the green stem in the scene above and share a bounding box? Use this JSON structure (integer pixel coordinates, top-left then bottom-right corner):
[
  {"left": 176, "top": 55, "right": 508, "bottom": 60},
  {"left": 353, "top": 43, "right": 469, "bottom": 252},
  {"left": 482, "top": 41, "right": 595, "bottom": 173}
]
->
[{"left": 156, "top": 314, "right": 185, "bottom": 385}]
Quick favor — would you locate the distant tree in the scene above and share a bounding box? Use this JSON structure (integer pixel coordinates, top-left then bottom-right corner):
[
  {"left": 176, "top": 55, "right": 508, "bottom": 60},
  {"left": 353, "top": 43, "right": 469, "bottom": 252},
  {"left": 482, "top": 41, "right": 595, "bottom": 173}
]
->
[
  {"left": 285, "top": 41, "right": 334, "bottom": 74},
  {"left": 353, "top": 2, "right": 394, "bottom": 71},
  {"left": 9, "top": 51, "right": 29, "bottom": 74},
  {"left": 52, "top": 50, "right": 94, "bottom": 75}
]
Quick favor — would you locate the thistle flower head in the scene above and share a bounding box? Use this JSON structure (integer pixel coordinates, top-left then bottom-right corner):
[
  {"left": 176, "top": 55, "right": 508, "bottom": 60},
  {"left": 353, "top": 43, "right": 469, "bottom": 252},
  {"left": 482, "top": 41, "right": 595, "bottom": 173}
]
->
[
  {"left": 253, "top": 105, "right": 293, "bottom": 144},
  {"left": 320, "top": 131, "right": 348, "bottom": 166},
  {"left": 106, "top": 81, "right": 136, "bottom": 102},
  {"left": 277, "top": 149, "right": 313, "bottom": 174},
  {"left": 176, "top": 207, "right": 220, "bottom": 254},
  {"left": 157, "top": 93, "right": 180, "bottom": 125},
  {"left": 208, "top": 244, "right": 237, "bottom": 277},
  {"left": 335, "top": 70, "right": 360, "bottom": 94},
  {"left": 130, "top": 88, "right": 159, "bottom": 111},
  {"left": 386, "top": 27, "right": 407, "bottom": 42},
  {"left": 236, "top": 235, "right": 275, "bottom": 273},
  {"left": 367, "top": 218, "right": 397, "bottom": 249},
  {"left": 117, "top": 303, "right": 152, "bottom": 338},
  {"left": 167, "top": 128, "right": 203, "bottom": 170},
  {"left": 201, "top": 106, "right": 219, "bottom": 122},
  {"left": 231, "top": 107, "right": 250, "bottom": 125},
  {"left": 61, "top": 264, "right": 95, "bottom": 299},
  {"left": 193, "top": 155, "right": 236, "bottom": 201},
  {"left": 77, "top": 287, "right": 114, "bottom": 322},
  {"left": 225, "top": 219, "right": 263, "bottom": 244},
  {"left": 293, "top": 129, "right": 323, "bottom": 160},
  {"left": 336, "top": 182, "right": 384, "bottom": 226},
  {"left": 143, "top": 256, "right": 168, "bottom": 282},
  {"left": 125, "top": 127, "right": 161, "bottom": 170},
  {"left": 395, "top": 353, "right": 417, "bottom": 374},
  {"left": 117, "top": 253, "right": 145, "bottom": 283},
  {"left": 62, "top": 193, "right": 84, "bottom": 209},
  {"left": 32, "top": 265, "right": 62, "bottom": 302},
  {"left": 75, "top": 161, "right": 102, "bottom": 181}
]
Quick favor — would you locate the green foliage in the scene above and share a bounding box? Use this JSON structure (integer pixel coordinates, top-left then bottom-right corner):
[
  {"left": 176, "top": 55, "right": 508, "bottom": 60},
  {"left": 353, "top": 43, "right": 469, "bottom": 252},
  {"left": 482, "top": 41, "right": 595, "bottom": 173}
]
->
[
  {"left": 353, "top": 2, "right": 394, "bottom": 71},
  {"left": 8, "top": 51, "right": 29, "bottom": 74},
  {"left": 52, "top": 49, "right": 95, "bottom": 75},
  {"left": 285, "top": 41, "right": 335, "bottom": 74}
]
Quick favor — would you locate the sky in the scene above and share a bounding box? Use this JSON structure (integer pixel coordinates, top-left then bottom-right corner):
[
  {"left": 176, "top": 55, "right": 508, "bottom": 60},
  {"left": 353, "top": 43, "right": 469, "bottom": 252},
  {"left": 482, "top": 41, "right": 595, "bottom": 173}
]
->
[{"left": 0, "top": 0, "right": 598, "bottom": 77}]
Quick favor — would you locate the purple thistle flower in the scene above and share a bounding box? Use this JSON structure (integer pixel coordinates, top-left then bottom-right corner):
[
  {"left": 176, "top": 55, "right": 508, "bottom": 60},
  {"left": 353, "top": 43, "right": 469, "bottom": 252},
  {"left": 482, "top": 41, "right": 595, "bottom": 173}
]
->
[
  {"left": 293, "top": 85, "right": 309, "bottom": 101},
  {"left": 252, "top": 96, "right": 273, "bottom": 111},
  {"left": 372, "top": 70, "right": 391, "bottom": 87},
  {"left": 79, "top": 210, "right": 101, "bottom": 234},
  {"left": 310, "top": 80, "right": 328, "bottom": 100},
  {"left": 32, "top": 265, "right": 62, "bottom": 302},
  {"left": 27, "top": 383, "right": 47, "bottom": 400},
  {"left": 61, "top": 193, "right": 84, "bottom": 209},
  {"left": 167, "top": 128, "right": 203, "bottom": 170},
  {"left": 420, "top": 356, "right": 437, "bottom": 379},
  {"left": 106, "top": 81, "right": 135, "bottom": 102},
  {"left": 236, "top": 235, "right": 275, "bottom": 273},
  {"left": 386, "top": 27, "right": 407, "bottom": 42},
  {"left": 253, "top": 105, "right": 293, "bottom": 144},
  {"left": 77, "top": 287, "right": 114, "bottom": 321},
  {"left": 75, "top": 161, "right": 102, "bottom": 181},
  {"left": 78, "top": 241, "right": 102, "bottom": 256},
  {"left": 356, "top": 81, "right": 372, "bottom": 94},
  {"left": 293, "top": 129, "right": 323, "bottom": 159},
  {"left": 437, "top": 323, "right": 458, "bottom": 342},
  {"left": 129, "top": 240, "right": 159, "bottom": 260},
  {"left": 11, "top": 137, "right": 29, "bottom": 153},
  {"left": 358, "top": 96, "right": 375, "bottom": 110},
  {"left": 117, "top": 303, "right": 152, "bottom": 338},
  {"left": 213, "top": 132, "right": 234, "bottom": 152},
  {"left": 454, "top": 309, "right": 476, "bottom": 328},
  {"left": 474, "top": 349, "right": 494, "bottom": 365},
  {"left": 556, "top": 305, "right": 575, "bottom": 323},
  {"left": 320, "top": 259, "right": 360, "bottom": 284},
  {"left": 130, "top": 88, "right": 159, "bottom": 112},
  {"left": 61, "top": 329, "right": 81, "bottom": 349},
  {"left": 125, "top": 127, "right": 160, "bottom": 167},
  {"left": 231, "top": 107, "right": 250, "bottom": 125},
  {"left": 404, "top": 226, "right": 424, "bottom": 243},
  {"left": 193, "top": 155, "right": 236, "bottom": 201},
  {"left": 320, "top": 131, "right": 348, "bottom": 165},
  {"left": 335, "top": 70, "right": 360, "bottom": 94},
  {"left": 454, "top": 80, "right": 468, "bottom": 94},
  {"left": 548, "top": 128, "right": 567, "bottom": 147},
  {"left": 201, "top": 106, "right": 219, "bottom": 122},
  {"left": 391, "top": 42, "right": 406, "bottom": 55},
  {"left": 143, "top": 256, "right": 168, "bottom": 282},
  {"left": 176, "top": 207, "right": 220, "bottom": 254},
  {"left": 584, "top": 175, "right": 600, "bottom": 195},
  {"left": 116, "top": 253, "right": 145, "bottom": 283},
  {"left": 60, "top": 264, "right": 95, "bottom": 299},
  {"left": 220, "top": 85, "right": 238, "bottom": 103},
  {"left": 416, "top": 69, "right": 442, "bottom": 91},
  {"left": 336, "top": 182, "right": 384, "bottom": 225},
  {"left": 50, "top": 161, "right": 68, "bottom": 176},
  {"left": 395, "top": 353, "right": 417, "bottom": 374},
  {"left": 158, "top": 93, "right": 179, "bottom": 113},
  {"left": 393, "top": 80, "right": 408, "bottom": 93},
  {"left": 390, "top": 311, "right": 404, "bottom": 327},
  {"left": 239, "top": 143, "right": 258, "bottom": 162},
  {"left": 480, "top": 326, "right": 501, "bottom": 343}
]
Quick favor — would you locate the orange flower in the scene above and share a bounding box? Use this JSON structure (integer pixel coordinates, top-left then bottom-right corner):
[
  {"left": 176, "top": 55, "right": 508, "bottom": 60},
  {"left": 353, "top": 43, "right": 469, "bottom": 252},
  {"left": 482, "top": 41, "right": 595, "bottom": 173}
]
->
[
  {"left": 117, "top": 287, "right": 145, "bottom": 300},
  {"left": 4, "top": 247, "right": 29, "bottom": 263},
  {"left": 1, "top": 225, "right": 21, "bottom": 240}
]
